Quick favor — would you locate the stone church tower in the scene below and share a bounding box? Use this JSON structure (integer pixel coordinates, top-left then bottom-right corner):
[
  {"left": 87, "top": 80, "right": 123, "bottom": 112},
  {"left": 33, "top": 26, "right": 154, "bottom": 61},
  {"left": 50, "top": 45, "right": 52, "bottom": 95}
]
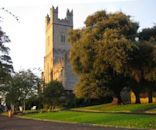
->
[{"left": 43, "top": 6, "right": 76, "bottom": 90}]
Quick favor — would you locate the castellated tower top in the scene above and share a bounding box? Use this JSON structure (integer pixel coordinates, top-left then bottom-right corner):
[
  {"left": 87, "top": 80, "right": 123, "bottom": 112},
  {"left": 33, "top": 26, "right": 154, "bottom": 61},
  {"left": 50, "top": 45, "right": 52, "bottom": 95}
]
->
[{"left": 45, "top": 6, "right": 73, "bottom": 27}]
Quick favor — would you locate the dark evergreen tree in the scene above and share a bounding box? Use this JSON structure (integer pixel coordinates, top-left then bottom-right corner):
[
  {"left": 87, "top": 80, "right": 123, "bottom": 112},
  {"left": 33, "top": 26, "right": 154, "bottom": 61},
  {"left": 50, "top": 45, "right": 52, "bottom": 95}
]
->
[{"left": 0, "top": 27, "right": 13, "bottom": 84}]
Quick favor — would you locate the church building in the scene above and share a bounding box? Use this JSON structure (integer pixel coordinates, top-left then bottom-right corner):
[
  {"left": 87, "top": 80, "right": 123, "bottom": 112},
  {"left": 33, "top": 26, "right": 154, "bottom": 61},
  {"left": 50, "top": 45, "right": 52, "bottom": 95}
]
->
[{"left": 43, "top": 6, "right": 77, "bottom": 90}]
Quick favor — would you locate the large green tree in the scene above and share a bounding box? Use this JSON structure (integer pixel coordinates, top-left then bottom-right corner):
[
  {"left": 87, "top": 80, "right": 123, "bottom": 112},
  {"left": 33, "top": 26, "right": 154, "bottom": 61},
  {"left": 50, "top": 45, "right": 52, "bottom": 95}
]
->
[{"left": 69, "top": 11, "right": 139, "bottom": 104}]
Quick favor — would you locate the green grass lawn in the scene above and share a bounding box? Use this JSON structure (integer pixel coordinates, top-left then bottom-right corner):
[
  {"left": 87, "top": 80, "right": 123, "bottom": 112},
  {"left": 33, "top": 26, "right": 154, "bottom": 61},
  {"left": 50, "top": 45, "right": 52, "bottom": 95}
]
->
[
  {"left": 72, "top": 103, "right": 156, "bottom": 113},
  {"left": 22, "top": 111, "right": 156, "bottom": 129}
]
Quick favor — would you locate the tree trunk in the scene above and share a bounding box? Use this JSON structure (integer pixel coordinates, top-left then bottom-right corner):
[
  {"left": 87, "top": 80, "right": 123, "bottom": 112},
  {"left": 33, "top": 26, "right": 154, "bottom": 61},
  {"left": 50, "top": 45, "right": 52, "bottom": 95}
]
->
[
  {"left": 117, "top": 95, "right": 122, "bottom": 104},
  {"left": 112, "top": 97, "right": 118, "bottom": 104},
  {"left": 24, "top": 101, "right": 26, "bottom": 112},
  {"left": 112, "top": 95, "right": 122, "bottom": 104},
  {"left": 148, "top": 90, "right": 153, "bottom": 103},
  {"left": 48, "top": 105, "right": 52, "bottom": 111},
  {"left": 132, "top": 86, "right": 141, "bottom": 104},
  {"left": 10, "top": 104, "right": 14, "bottom": 114},
  {"left": 135, "top": 92, "right": 140, "bottom": 104},
  {"left": 53, "top": 105, "right": 55, "bottom": 111}
]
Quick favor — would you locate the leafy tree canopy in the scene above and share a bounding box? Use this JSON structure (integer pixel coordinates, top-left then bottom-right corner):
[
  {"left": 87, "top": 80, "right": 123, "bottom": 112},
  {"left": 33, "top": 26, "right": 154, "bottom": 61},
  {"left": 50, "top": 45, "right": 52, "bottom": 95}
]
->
[
  {"left": 43, "top": 80, "right": 64, "bottom": 110},
  {"left": 1, "top": 69, "right": 40, "bottom": 111},
  {"left": 69, "top": 10, "right": 139, "bottom": 103}
]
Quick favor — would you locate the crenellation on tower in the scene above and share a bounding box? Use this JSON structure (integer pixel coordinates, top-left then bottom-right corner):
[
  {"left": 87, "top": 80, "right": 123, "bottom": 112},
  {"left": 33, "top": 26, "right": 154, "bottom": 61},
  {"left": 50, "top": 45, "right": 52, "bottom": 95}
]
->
[
  {"left": 45, "top": 6, "right": 73, "bottom": 27},
  {"left": 66, "top": 9, "right": 73, "bottom": 18},
  {"left": 50, "top": 6, "right": 58, "bottom": 23},
  {"left": 45, "top": 14, "right": 50, "bottom": 25},
  {"left": 66, "top": 9, "right": 73, "bottom": 26}
]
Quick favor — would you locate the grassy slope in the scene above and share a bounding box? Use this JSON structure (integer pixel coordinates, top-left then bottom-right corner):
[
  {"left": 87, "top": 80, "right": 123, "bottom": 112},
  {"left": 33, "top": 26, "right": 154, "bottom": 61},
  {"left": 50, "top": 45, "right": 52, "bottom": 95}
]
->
[
  {"left": 23, "top": 111, "right": 156, "bottom": 129},
  {"left": 72, "top": 103, "right": 156, "bottom": 113}
]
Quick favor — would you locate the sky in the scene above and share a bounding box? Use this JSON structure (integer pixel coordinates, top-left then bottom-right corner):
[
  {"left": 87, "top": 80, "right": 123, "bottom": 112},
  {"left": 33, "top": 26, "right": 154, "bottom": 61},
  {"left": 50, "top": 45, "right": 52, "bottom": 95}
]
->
[{"left": 0, "top": 0, "right": 156, "bottom": 76}]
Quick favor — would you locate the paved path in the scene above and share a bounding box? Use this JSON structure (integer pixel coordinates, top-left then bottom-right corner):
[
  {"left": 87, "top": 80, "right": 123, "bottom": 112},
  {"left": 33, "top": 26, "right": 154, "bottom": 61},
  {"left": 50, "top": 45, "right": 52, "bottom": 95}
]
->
[{"left": 0, "top": 115, "right": 140, "bottom": 130}]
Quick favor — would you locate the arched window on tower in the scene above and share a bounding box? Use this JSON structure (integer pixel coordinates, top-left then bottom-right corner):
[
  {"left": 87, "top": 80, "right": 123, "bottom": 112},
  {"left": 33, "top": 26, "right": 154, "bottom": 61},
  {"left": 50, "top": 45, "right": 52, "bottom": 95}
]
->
[{"left": 60, "top": 34, "right": 65, "bottom": 43}]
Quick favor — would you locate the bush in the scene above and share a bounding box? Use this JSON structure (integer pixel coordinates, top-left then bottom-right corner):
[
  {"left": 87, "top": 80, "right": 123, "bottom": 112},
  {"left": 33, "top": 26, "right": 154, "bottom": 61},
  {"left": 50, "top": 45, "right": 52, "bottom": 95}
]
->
[{"left": 25, "top": 95, "right": 43, "bottom": 110}]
